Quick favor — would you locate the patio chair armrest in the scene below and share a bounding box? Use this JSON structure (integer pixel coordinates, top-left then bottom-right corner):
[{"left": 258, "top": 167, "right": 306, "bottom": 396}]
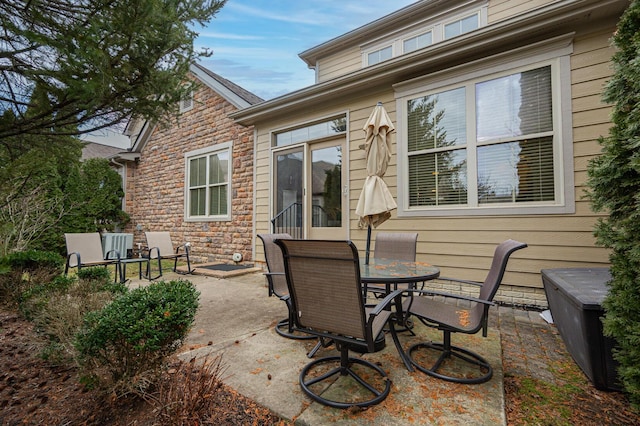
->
[
  {"left": 147, "top": 246, "right": 160, "bottom": 259},
  {"left": 403, "top": 288, "right": 495, "bottom": 306},
  {"left": 369, "top": 289, "right": 404, "bottom": 317},
  {"left": 175, "top": 242, "right": 191, "bottom": 254},
  {"left": 66, "top": 252, "right": 81, "bottom": 268},
  {"left": 104, "top": 249, "right": 121, "bottom": 261}
]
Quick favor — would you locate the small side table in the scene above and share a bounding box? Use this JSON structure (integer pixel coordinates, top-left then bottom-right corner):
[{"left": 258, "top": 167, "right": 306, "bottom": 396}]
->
[{"left": 119, "top": 257, "right": 150, "bottom": 283}]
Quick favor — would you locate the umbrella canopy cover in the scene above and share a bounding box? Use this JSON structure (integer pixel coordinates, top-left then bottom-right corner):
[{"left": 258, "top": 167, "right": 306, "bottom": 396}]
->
[{"left": 356, "top": 103, "right": 398, "bottom": 229}]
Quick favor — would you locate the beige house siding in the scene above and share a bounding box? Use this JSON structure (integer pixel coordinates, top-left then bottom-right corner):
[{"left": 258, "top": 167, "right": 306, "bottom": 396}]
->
[
  {"left": 252, "top": 26, "right": 615, "bottom": 308},
  {"left": 488, "top": 0, "right": 558, "bottom": 23},
  {"left": 316, "top": 46, "right": 362, "bottom": 83},
  {"left": 314, "top": 0, "right": 561, "bottom": 84},
  {"left": 124, "top": 81, "right": 255, "bottom": 264},
  {"left": 239, "top": 0, "right": 625, "bottom": 309}
]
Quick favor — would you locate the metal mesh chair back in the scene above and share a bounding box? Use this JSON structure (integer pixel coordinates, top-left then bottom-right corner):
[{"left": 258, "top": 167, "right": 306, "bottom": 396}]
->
[
  {"left": 479, "top": 239, "right": 528, "bottom": 302},
  {"left": 277, "top": 239, "right": 367, "bottom": 340},
  {"left": 145, "top": 232, "right": 176, "bottom": 259},
  {"left": 65, "top": 233, "right": 107, "bottom": 267},
  {"left": 374, "top": 232, "right": 418, "bottom": 261},
  {"left": 257, "top": 233, "right": 292, "bottom": 297}
]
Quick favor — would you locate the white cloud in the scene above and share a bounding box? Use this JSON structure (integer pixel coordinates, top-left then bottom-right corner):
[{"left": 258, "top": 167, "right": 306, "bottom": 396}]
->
[{"left": 198, "top": 1, "right": 418, "bottom": 99}]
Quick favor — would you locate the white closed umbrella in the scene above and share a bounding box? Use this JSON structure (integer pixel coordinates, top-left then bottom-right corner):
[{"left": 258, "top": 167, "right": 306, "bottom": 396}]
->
[{"left": 355, "top": 102, "right": 398, "bottom": 263}]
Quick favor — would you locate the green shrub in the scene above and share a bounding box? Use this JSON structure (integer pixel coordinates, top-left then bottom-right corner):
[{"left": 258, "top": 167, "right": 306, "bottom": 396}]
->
[
  {"left": 18, "top": 274, "right": 77, "bottom": 320},
  {"left": 77, "top": 266, "right": 112, "bottom": 282},
  {"left": 586, "top": 0, "right": 640, "bottom": 408},
  {"left": 19, "top": 269, "right": 127, "bottom": 363},
  {"left": 76, "top": 266, "right": 128, "bottom": 295},
  {"left": 0, "top": 250, "right": 64, "bottom": 305},
  {"left": 74, "top": 280, "right": 200, "bottom": 397}
]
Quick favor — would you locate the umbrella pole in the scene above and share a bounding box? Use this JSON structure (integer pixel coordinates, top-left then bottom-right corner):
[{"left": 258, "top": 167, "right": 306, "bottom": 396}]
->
[{"left": 365, "top": 224, "right": 372, "bottom": 264}]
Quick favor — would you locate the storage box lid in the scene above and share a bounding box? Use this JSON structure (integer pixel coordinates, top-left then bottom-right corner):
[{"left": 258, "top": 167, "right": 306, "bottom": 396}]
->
[{"left": 541, "top": 268, "right": 611, "bottom": 310}]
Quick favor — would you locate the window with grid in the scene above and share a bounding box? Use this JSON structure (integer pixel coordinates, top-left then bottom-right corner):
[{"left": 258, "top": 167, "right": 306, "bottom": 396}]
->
[
  {"left": 405, "top": 64, "right": 558, "bottom": 211},
  {"left": 186, "top": 144, "right": 231, "bottom": 220},
  {"left": 367, "top": 46, "right": 393, "bottom": 66},
  {"left": 403, "top": 31, "right": 433, "bottom": 53},
  {"left": 444, "top": 13, "right": 479, "bottom": 40}
]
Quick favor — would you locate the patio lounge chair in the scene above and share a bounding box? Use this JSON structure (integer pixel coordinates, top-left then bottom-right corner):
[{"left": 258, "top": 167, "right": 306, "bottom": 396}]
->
[
  {"left": 404, "top": 239, "right": 527, "bottom": 384},
  {"left": 64, "top": 232, "right": 121, "bottom": 282},
  {"left": 276, "top": 239, "right": 402, "bottom": 409},
  {"left": 144, "top": 231, "right": 192, "bottom": 279}
]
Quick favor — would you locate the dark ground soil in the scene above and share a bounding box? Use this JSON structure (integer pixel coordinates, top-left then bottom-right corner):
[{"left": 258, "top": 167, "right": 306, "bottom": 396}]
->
[{"left": 1, "top": 307, "right": 639, "bottom": 425}]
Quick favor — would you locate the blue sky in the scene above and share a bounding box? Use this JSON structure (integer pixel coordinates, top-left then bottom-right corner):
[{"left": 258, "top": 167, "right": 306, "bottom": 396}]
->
[{"left": 196, "top": 0, "right": 417, "bottom": 100}]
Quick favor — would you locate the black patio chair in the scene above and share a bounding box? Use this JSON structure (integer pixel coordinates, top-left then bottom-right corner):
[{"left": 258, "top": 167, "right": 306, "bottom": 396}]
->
[
  {"left": 404, "top": 239, "right": 527, "bottom": 384},
  {"left": 276, "top": 239, "right": 401, "bottom": 409},
  {"left": 257, "top": 234, "right": 319, "bottom": 346}
]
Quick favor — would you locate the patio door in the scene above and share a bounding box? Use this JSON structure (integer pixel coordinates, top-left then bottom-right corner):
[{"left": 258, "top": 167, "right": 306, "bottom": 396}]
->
[
  {"left": 307, "top": 139, "right": 347, "bottom": 239},
  {"left": 273, "top": 139, "right": 347, "bottom": 239}
]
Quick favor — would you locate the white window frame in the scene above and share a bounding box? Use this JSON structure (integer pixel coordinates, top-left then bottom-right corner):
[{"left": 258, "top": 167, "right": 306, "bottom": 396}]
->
[
  {"left": 394, "top": 36, "right": 575, "bottom": 217},
  {"left": 402, "top": 29, "right": 434, "bottom": 54},
  {"left": 365, "top": 45, "right": 393, "bottom": 66},
  {"left": 361, "top": 3, "right": 488, "bottom": 68},
  {"left": 443, "top": 11, "right": 481, "bottom": 40},
  {"left": 184, "top": 142, "right": 232, "bottom": 221}
]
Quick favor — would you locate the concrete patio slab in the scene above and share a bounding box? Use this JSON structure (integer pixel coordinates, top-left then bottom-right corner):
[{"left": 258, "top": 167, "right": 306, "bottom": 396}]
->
[{"left": 130, "top": 271, "right": 505, "bottom": 425}]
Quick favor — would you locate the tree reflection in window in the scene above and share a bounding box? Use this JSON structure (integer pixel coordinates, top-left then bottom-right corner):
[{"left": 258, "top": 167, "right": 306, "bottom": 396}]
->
[{"left": 407, "top": 90, "right": 468, "bottom": 207}]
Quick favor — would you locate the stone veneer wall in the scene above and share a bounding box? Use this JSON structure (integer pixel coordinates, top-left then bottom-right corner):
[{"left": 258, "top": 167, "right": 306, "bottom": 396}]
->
[{"left": 123, "top": 81, "right": 254, "bottom": 264}]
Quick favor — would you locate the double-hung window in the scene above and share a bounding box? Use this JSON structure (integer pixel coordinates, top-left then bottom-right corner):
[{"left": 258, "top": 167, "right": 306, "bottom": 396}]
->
[
  {"left": 397, "top": 53, "right": 573, "bottom": 216},
  {"left": 185, "top": 142, "right": 232, "bottom": 221}
]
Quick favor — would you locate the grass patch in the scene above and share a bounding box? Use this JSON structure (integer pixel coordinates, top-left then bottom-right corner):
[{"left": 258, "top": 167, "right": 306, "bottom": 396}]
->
[{"left": 506, "top": 356, "right": 595, "bottom": 425}]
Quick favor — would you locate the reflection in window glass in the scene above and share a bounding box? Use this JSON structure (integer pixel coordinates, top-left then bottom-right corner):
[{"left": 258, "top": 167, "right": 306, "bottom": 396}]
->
[
  {"left": 407, "top": 87, "right": 466, "bottom": 152},
  {"left": 368, "top": 46, "right": 393, "bottom": 65},
  {"left": 476, "top": 67, "right": 552, "bottom": 142},
  {"left": 405, "top": 64, "right": 556, "bottom": 209},
  {"left": 275, "top": 116, "right": 346, "bottom": 147},
  {"left": 444, "top": 14, "right": 479, "bottom": 39},
  {"left": 407, "top": 87, "right": 468, "bottom": 207},
  {"left": 477, "top": 138, "right": 554, "bottom": 204},
  {"left": 404, "top": 32, "right": 433, "bottom": 53},
  {"left": 409, "top": 150, "right": 467, "bottom": 206},
  {"left": 311, "top": 146, "right": 342, "bottom": 227}
]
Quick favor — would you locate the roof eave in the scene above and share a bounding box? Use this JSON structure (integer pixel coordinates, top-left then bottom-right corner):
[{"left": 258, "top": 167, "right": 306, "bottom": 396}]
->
[
  {"left": 233, "top": 0, "right": 625, "bottom": 126},
  {"left": 299, "top": 0, "right": 455, "bottom": 67},
  {"left": 189, "top": 63, "right": 255, "bottom": 109}
]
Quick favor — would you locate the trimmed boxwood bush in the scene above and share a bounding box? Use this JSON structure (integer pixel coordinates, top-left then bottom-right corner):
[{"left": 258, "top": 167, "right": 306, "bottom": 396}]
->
[{"left": 74, "top": 279, "right": 200, "bottom": 396}]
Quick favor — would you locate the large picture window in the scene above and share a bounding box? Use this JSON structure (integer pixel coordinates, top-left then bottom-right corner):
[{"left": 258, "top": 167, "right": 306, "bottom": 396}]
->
[
  {"left": 399, "top": 60, "right": 571, "bottom": 216},
  {"left": 185, "top": 143, "right": 231, "bottom": 221}
]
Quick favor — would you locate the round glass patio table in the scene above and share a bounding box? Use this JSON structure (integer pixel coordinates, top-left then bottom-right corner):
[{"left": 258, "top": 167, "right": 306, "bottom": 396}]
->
[
  {"left": 360, "top": 257, "right": 440, "bottom": 286},
  {"left": 359, "top": 257, "right": 440, "bottom": 371}
]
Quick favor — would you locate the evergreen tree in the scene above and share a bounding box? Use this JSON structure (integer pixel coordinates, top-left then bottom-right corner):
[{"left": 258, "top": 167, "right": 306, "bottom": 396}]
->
[
  {"left": 586, "top": 0, "right": 640, "bottom": 407},
  {"left": 0, "top": 0, "right": 226, "bottom": 139}
]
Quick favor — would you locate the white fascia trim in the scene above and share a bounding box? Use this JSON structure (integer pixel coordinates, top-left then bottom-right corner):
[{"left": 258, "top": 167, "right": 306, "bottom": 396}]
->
[{"left": 189, "top": 64, "right": 250, "bottom": 109}]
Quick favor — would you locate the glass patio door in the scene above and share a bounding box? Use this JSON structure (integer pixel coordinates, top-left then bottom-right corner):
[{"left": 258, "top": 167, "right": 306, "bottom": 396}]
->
[
  {"left": 273, "top": 147, "right": 304, "bottom": 238},
  {"left": 308, "top": 139, "right": 346, "bottom": 239},
  {"left": 272, "top": 139, "right": 347, "bottom": 239}
]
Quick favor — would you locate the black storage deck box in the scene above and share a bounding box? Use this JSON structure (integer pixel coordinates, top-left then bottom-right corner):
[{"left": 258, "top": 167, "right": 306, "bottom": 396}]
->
[{"left": 541, "top": 268, "right": 621, "bottom": 391}]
